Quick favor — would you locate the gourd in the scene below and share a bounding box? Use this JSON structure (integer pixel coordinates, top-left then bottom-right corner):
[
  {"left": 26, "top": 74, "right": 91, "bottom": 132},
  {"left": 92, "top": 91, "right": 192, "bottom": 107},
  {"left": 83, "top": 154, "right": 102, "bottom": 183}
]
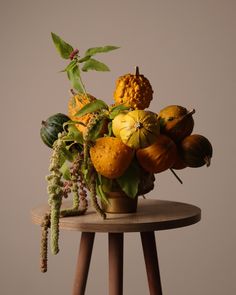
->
[
  {"left": 113, "top": 110, "right": 160, "bottom": 149},
  {"left": 179, "top": 134, "right": 213, "bottom": 167},
  {"left": 40, "top": 113, "right": 70, "bottom": 148},
  {"left": 113, "top": 67, "right": 153, "bottom": 110},
  {"left": 68, "top": 93, "right": 96, "bottom": 135},
  {"left": 112, "top": 112, "right": 127, "bottom": 138},
  {"left": 171, "top": 153, "right": 187, "bottom": 170},
  {"left": 90, "top": 137, "right": 134, "bottom": 179},
  {"left": 158, "top": 105, "right": 195, "bottom": 142},
  {"left": 136, "top": 134, "right": 178, "bottom": 173}
]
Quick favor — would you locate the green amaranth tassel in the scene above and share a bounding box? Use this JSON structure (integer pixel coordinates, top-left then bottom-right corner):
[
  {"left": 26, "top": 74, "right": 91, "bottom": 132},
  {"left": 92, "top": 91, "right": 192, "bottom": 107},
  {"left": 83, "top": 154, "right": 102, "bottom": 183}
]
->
[
  {"left": 40, "top": 213, "right": 50, "bottom": 272},
  {"left": 83, "top": 113, "right": 105, "bottom": 170},
  {"left": 89, "top": 172, "right": 106, "bottom": 219},
  {"left": 46, "top": 133, "right": 65, "bottom": 255}
]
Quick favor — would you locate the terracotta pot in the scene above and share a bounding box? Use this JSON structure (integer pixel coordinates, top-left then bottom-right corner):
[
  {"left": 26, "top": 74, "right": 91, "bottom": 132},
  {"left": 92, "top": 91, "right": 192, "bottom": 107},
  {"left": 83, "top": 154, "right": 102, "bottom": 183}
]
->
[{"left": 102, "top": 191, "right": 138, "bottom": 214}]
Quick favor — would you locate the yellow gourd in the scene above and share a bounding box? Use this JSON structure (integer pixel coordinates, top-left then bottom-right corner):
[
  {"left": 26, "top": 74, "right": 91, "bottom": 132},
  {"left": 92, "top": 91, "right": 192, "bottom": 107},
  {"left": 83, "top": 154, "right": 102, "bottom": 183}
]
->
[{"left": 113, "top": 110, "right": 160, "bottom": 149}]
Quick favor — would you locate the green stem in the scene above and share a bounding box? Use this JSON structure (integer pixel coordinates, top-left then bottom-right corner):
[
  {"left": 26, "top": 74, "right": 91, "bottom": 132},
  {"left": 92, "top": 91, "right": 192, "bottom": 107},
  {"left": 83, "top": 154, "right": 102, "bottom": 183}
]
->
[
  {"left": 78, "top": 72, "right": 91, "bottom": 101},
  {"left": 74, "top": 58, "right": 91, "bottom": 102}
]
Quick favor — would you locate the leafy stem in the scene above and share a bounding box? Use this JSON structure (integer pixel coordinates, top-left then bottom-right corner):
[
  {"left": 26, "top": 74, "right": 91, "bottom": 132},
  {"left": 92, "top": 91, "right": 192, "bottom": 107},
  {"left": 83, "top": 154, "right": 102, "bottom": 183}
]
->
[{"left": 51, "top": 32, "right": 119, "bottom": 94}]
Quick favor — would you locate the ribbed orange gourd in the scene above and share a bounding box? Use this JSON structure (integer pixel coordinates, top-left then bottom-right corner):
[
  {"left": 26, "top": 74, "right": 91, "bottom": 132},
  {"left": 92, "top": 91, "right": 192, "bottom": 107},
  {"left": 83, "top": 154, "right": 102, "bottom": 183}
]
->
[{"left": 136, "top": 134, "right": 178, "bottom": 173}]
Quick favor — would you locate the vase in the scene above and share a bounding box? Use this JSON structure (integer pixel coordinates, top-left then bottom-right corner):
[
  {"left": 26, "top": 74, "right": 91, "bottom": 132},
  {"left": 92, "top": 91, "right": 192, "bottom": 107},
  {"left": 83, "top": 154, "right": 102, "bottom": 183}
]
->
[{"left": 102, "top": 191, "right": 138, "bottom": 214}]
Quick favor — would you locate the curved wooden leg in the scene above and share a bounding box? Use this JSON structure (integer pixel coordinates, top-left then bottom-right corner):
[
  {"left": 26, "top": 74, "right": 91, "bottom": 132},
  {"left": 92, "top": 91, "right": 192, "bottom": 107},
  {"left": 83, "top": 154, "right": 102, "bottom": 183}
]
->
[
  {"left": 108, "top": 233, "right": 124, "bottom": 295},
  {"left": 141, "top": 231, "right": 163, "bottom": 295},
  {"left": 73, "top": 232, "right": 95, "bottom": 295}
]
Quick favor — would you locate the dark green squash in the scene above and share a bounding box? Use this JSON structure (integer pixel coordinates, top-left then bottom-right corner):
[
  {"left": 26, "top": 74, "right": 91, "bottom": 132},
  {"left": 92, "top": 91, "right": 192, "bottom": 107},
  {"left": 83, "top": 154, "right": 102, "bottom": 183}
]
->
[{"left": 40, "top": 113, "right": 70, "bottom": 148}]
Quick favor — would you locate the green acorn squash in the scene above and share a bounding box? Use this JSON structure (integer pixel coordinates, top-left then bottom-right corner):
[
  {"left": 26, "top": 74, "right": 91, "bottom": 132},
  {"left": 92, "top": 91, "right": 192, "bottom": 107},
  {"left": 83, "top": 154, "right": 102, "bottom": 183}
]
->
[{"left": 40, "top": 113, "right": 70, "bottom": 148}]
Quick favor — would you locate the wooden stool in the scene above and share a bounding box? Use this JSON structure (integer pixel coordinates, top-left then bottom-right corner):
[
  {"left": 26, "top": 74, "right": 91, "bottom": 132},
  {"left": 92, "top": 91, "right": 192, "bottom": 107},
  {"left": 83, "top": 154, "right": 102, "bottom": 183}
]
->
[{"left": 31, "top": 199, "right": 201, "bottom": 295}]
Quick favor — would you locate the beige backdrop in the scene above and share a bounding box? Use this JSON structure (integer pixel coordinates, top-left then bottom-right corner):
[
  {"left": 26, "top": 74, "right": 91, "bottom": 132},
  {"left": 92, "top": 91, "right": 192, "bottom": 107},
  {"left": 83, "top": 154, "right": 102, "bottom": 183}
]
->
[{"left": 1, "top": 0, "right": 235, "bottom": 294}]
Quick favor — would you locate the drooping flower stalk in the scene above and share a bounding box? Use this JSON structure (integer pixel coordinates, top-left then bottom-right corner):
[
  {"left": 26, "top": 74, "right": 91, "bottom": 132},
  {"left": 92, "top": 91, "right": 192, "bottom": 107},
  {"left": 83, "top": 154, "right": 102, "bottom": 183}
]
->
[
  {"left": 40, "top": 212, "right": 50, "bottom": 273},
  {"left": 88, "top": 163, "right": 106, "bottom": 219},
  {"left": 60, "top": 152, "right": 88, "bottom": 217},
  {"left": 70, "top": 154, "right": 81, "bottom": 209},
  {"left": 82, "top": 113, "right": 105, "bottom": 170},
  {"left": 46, "top": 133, "right": 65, "bottom": 255},
  {"left": 78, "top": 173, "right": 88, "bottom": 211}
]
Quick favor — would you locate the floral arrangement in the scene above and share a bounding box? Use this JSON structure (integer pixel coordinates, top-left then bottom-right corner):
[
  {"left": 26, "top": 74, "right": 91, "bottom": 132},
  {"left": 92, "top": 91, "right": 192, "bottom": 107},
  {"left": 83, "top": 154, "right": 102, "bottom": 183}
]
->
[{"left": 39, "top": 33, "right": 213, "bottom": 272}]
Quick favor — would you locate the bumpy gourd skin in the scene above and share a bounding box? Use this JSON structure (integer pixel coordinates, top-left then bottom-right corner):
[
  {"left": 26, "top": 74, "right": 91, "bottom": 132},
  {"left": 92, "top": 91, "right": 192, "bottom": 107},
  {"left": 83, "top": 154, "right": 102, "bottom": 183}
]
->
[
  {"left": 68, "top": 93, "right": 96, "bottom": 134},
  {"left": 90, "top": 137, "right": 134, "bottom": 179},
  {"left": 113, "top": 73, "right": 153, "bottom": 110}
]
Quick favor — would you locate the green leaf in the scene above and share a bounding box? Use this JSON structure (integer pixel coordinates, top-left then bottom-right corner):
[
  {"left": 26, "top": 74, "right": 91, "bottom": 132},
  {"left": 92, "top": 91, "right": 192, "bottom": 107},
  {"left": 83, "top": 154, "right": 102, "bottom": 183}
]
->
[
  {"left": 75, "top": 99, "right": 108, "bottom": 117},
  {"left": 100, "top": 175, "right": 113, "bottom": 192},
  {"left": 82, "top": 58, "right": 110, "bottom": 72},
  {"left": 85, "top": 45, "right": 120, "bottom": 57},
  {"left": 107, "top": 121, "right": 113, "bottom": 136},
  {"left": 109, "top": 104, "right": 130, "bottom": 119},
  {"left": 88, "top": 118, "right": 106, "bottom": 141},
  {"left": 62, "top": 124, "right": 83, "bottom": 144},
  {"left": 60, "top": 162, "right": 71, "bottom": 180},
  {"left": 63, "top": 120, "right": 86, "bottom": 129},
  {"left": 96, "top": 184, "right": 109, "bottom": 204},
  {"left": 78, "top": 55, "right": 91, "bottom": 63},
  {"left": 67, "top": 65, "right": 83, "bottom": 92},
  {"left": 117, "top": 160, "right": 140, "bottom": 198},
  {"left": 61, "top": 60, "right": 77, "bottom": 72},
  {"left": 51, "top": 32, "right": 74, "bottom": 59},
  {"left": 60, "top": 146, "right": 74, "bottom": 162},
  {"left": 95, "top": 176, "right": 109, "bottom": 204}
]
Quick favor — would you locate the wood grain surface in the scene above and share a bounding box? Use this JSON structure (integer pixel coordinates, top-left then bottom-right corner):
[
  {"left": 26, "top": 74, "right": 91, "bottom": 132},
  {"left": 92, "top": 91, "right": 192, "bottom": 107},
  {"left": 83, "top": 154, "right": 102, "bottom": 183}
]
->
[{"left": 31, "top": 199, "right": 201, "bottom": 233}]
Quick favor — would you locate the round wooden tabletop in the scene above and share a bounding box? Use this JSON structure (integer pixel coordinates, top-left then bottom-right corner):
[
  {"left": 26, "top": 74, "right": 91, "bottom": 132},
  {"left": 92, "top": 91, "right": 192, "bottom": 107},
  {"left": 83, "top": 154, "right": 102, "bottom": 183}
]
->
[{"left": 31, "top": 199, "right": 201, "bottom": 233}]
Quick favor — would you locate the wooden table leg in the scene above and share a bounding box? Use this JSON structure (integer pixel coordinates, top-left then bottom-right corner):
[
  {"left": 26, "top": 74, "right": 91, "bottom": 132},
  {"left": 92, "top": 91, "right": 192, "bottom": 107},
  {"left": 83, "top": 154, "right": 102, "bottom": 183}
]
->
[
  {"left": 141, "top": 231, "right": 163, "bottom": 295},
  {"left": 72, "top": 232, "right": 95, "bottom": 295},
  {"left": 108, "top": 233, "right": 124, "bottom": 295}
]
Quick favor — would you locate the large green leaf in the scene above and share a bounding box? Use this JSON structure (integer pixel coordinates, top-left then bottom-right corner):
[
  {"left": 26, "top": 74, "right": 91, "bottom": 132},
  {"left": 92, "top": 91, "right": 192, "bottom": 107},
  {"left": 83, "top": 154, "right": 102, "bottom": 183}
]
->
[
  {"left": 99, "top": 175, "right": 113, "bottom": 193},
  {"left": 60, "top": 161, "right": 71, "bottom": 180},
  {"left": 85, "top": 45, "right": 120, "bottom": 57},
  {"left": 82, "top": 58, "right": 110, "bottom": 72},
  {"left": 75, "top": 99, "right": 108, "bottom": 117},
  {"left": 96, "top": 175, "right": 109, "bottom": 204},
  {"left": 88, "top": 118, "right": 106, "bottom": 141},
  {"left": 51, "top": 32, "right": 74, "bottom": 59},
  {"left": 67, "top": 64, "right": 83, "bottom": 92},
  {"left": 117, "top": 159, "right": 140, "bottom": 199},
  {"left": 62, "top": 124, "right": 83, "bottom": 144},
  {"left": 60, "top": 146, "right": 74, "bottom": 162},
  {"left": 109, "top": 104, "right": 130, "bottom": 119}
]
